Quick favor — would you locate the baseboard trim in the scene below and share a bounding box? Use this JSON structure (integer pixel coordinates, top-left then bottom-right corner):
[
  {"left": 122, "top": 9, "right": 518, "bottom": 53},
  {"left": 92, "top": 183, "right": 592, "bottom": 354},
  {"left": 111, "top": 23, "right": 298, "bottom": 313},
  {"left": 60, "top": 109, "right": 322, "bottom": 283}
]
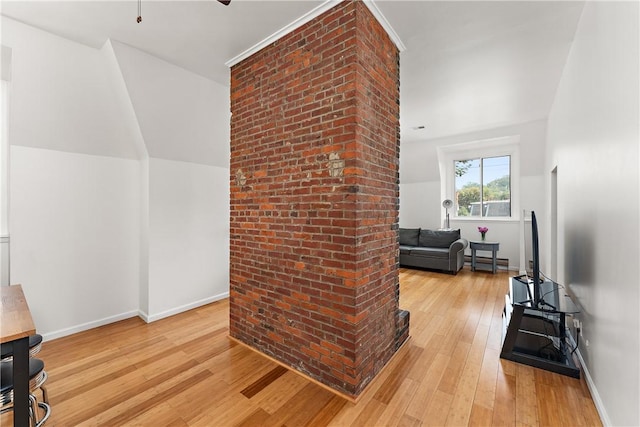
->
[
  {"left": 575, "top": 350, "right": 611, "bottom": 426},
  {"left": 139, "top": 292, "right": 229, "bottom": 323},
  {"left": 464, "top": 254, "right": 510, "bottom": 267},
  {"left": 41, "top": 310, "right": 139, "bottom": 342},
  {"left": 228, "top": 334, "right": 412, "bottom": 403},
  {"left": 41, "top": 292, "right": 230, "bottom": 341},
  {"left": 567, "top": 334, "right": 611, "bottom": 426}
]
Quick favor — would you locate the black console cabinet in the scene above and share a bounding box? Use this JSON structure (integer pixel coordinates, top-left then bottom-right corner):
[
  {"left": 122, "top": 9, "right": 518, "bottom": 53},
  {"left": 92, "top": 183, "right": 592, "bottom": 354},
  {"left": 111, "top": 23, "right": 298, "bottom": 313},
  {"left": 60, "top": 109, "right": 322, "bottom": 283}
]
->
[{"left": 501, "top": 276, "right": 581, "bottom": 378}]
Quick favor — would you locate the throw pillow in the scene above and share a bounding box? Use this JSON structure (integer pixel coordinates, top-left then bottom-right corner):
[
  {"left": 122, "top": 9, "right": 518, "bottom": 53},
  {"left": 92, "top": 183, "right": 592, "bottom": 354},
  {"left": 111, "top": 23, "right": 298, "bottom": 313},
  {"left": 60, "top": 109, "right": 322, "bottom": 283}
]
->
[
  {"left": 419, "top": 229, "right": 460, "bottom": 248},
  {"left": 399, "top": 228, "right": 420, "bottom": 246}
]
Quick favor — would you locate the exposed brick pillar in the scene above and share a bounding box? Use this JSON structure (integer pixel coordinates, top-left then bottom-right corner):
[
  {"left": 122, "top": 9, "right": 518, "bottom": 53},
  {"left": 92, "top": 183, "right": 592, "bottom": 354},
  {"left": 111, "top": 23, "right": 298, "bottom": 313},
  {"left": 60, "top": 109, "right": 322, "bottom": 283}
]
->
[{"left": 229, "top": 1, "right": 408, "bottom": 397}]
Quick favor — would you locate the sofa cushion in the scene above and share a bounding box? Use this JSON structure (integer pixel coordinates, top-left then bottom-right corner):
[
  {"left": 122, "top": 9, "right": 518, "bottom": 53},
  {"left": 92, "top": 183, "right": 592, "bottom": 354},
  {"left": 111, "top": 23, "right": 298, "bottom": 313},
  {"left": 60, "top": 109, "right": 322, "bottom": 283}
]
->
[
  {"left": 409, "top": 247, "right": 450, "bottom": 259},
  {"left": 418, "top": 229, "right": 460, "bottom": 248},
  {"left": 399, "top": 228, "right": 420, "bottom": 246},
  {"left": 399, "top": 245, "right": 413, "bottom": 255}
]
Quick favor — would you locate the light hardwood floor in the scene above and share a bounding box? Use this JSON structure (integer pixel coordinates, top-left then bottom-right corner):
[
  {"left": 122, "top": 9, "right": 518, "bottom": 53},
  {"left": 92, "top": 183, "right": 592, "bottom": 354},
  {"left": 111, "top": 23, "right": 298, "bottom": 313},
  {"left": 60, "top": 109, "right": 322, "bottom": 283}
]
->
[{"left": 2, "top": 268, "right": 602, "bottom": 426}]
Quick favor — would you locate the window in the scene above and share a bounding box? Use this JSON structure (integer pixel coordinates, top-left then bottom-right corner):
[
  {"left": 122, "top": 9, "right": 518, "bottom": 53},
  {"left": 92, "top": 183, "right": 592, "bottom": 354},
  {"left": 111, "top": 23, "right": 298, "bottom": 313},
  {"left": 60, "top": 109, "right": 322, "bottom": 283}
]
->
[
  {"left": 1, "top": 79, "right": 8, "bottom": 285},
  {"left": 436, "top": 135, "right": 520, "bottom": 221},
  {"left": 1, "top": 45, "right": 11, "bottom": 285},
  {"left": 455, "top": 155, "right": 511, "bottom": 217}
]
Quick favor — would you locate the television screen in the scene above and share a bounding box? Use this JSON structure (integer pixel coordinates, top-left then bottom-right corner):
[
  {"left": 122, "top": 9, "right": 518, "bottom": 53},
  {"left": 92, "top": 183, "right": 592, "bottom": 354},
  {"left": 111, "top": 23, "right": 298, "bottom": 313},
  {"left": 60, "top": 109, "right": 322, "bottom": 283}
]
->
[{"left": 531, "top": 210, "right": 541, "bottom": 307}]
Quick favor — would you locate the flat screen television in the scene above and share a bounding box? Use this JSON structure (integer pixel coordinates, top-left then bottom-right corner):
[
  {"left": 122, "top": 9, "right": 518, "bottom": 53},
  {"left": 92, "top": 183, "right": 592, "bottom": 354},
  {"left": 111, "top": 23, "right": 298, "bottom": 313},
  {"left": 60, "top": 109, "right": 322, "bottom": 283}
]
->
[{"left": 531, "top": 210, "right": 541, "bottom": 307}]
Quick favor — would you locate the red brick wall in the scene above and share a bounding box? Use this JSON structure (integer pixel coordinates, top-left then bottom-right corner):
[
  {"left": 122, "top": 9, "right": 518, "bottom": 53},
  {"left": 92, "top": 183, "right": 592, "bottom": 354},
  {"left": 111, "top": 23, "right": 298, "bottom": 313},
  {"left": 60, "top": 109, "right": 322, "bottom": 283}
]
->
[{"left": 229, "top": 1, "right": 407, "bottom": 396}]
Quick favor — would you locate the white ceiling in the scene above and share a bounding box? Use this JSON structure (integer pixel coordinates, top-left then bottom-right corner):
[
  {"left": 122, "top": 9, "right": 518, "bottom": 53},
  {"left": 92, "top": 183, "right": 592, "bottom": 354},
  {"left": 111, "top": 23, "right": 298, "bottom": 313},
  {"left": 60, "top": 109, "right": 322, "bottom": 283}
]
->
[{"left": 0, "top": 0, "right": 585, "bottom": 142}]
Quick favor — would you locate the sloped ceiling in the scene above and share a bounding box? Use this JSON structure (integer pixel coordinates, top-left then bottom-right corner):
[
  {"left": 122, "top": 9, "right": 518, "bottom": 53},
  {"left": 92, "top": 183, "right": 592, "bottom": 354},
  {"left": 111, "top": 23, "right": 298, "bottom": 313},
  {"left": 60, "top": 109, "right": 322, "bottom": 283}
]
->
[
  {"left": 110, "top": 41, "right": 230, "bottom": 165},
  {"left": 1, "top": 0, "right": 325, "bottom": 86},
  {"left": 382, "top": 1, "right": 585, "bottom": 141},
  {"left": 1, "top": 0, "right": 586, "bottom": 147}
]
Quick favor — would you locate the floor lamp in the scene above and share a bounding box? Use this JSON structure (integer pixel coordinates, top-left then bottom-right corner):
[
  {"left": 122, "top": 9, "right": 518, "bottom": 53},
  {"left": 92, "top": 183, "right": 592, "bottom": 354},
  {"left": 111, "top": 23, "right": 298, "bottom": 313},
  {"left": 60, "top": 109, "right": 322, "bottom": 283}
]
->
[{"left": 442, "top": 199, "right": 453, "bottom": 230}]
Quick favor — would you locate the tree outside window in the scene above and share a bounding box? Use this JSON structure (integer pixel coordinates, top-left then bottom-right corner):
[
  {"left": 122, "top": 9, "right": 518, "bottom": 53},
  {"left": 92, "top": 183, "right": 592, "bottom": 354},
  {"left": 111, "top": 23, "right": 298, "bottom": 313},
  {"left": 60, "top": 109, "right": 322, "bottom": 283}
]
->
[{"left": 455, "top": 156, "right": 511, "bottom": 217}]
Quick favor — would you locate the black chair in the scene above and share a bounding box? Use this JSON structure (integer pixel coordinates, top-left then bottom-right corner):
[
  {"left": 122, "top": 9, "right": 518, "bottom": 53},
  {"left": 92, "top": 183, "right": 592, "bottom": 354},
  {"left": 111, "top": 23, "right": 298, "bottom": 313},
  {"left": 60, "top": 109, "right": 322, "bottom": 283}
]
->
[
  {"left": 1, "top": 334, "right": 43, "bottom": 362},
  {"left": 0, "top": 358, "right": 51, "bottom": 427}
]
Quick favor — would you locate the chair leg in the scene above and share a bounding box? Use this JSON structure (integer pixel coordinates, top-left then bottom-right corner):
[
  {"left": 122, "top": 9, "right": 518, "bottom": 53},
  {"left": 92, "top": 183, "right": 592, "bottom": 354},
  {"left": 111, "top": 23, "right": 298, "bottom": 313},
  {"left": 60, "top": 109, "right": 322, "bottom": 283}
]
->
[
  {"left": 29, "top": 394, "right": 39, "bottom": 427},
  {"left": 27, "top": 393, "right": 51, "bottom": 427},
  {"left": 40, "top": 385, "right": 48, "bottom": 405},
  {"left": 35, "top": 401, "right": 51, "bottom": 427}
]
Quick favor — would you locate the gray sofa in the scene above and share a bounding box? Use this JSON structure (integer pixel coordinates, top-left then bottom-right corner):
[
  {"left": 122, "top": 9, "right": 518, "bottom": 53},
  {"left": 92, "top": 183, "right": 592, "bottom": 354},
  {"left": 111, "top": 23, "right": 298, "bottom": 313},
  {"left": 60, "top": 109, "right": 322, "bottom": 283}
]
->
[{"left": 399, "top": 228, "right": 468, "bottom": 274}]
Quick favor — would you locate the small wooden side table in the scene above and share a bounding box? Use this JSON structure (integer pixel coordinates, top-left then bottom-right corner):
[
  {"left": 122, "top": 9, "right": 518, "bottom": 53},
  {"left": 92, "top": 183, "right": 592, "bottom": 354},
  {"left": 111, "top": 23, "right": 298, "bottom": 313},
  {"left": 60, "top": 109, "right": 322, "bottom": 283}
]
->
[{"left": 470, "top": 241, "right": 500, "bottom": 273}]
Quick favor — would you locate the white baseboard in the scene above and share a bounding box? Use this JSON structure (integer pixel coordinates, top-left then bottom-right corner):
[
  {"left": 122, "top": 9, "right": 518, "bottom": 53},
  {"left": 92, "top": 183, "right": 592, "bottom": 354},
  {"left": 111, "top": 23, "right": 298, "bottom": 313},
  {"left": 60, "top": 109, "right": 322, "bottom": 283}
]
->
[
  {"left": 41, "top": 292, "right": 230, "bottom": 342},
  {"left": 568, "top": 334, "right": 611, "bottom": 426},
  {"left": 41, "top": 310, "right": 139, "bottom": 342},
  {"left": 575, "top": 349, "right": 612, "bottom": 426},
  {"left": 138, "top": 292, "right": 229, "bottom": 323}
]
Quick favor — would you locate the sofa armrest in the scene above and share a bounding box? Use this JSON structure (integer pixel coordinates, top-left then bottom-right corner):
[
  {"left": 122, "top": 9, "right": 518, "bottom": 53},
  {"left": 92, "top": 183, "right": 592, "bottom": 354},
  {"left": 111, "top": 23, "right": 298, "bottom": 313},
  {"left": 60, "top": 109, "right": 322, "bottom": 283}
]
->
[
  {"left": 449, "top": 238, "right": 469, "bottom": 274},
  {"left": 449, "top": 238, "right": 468, "bottom": 255}
]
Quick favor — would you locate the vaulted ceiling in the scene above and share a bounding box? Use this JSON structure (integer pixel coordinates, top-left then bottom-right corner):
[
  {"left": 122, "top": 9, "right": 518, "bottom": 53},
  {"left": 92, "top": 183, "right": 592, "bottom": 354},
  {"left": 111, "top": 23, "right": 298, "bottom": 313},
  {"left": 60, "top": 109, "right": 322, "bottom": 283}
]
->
[{"left": 1, "top": 0, "right": 585, "bottom": 143}]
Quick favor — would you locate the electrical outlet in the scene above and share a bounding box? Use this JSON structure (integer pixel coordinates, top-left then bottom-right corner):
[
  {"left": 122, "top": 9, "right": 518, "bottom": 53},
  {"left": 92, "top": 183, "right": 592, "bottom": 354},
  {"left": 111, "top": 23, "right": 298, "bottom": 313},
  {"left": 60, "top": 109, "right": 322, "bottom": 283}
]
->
[{"left": 573, "top": 318, "right": 580, "bottom": 328}]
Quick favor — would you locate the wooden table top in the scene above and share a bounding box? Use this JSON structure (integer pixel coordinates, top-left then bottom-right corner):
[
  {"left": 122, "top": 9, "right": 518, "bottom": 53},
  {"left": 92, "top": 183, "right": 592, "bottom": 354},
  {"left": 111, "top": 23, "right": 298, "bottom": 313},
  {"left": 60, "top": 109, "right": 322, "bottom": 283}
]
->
[{"left": 1, "top": 285, "right": 36, "bottom": 343}]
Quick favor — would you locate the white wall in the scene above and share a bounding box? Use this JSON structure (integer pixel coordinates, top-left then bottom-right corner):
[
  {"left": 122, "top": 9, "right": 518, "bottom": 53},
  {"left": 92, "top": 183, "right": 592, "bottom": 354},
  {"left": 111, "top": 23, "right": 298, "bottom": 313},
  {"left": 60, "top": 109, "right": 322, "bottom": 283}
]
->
[
  {"left": 2, "top": 17, "right": 144, "bottom": 339},
  {"left": 109, "top": 41, "right": 231, "bottom": 321},
  {"left": 10, "top": 147, "right": 140, "bottom": 339},
  {"left": 3, "top": 17, "right": 232, "bottom": 339},
  {"left": 110, "top": 40, "right": 230, "bottom": 168},
  {"left": 1, "top": 17, "right": 140, "bottom": 159},
  {"left": 145, "top": 158, "right": 229, "bottom": 321},
  {"left": 399, "top": 119, "right": 547, "bottom": 269},
  {"left": 399, "top": 181, "right": 440, "bottom": 229},
  {"left": 546, "top": 2, "right": 639, "bottom": 425},
  {"left": 139, "top": 157, "right": 150, "bottom": 317}
]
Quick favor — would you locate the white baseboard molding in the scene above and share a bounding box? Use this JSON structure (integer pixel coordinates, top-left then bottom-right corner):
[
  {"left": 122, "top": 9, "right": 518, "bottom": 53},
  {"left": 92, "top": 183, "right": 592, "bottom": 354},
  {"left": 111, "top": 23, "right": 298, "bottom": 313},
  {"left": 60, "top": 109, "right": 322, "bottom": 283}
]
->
[
  {"left": 41, "top": 293, "right": 230, "bottom": 342},
  {"left": 575, "top": 349, "right": 612, "bottom": 426},
  {"left": 138, "top": 292, "right": 229, "bottom": 323},
  {"left": 41, "top": 310, "right": 139, "bottom": 342},
  {"left": 568, "top": 336, "right": 611, "bottom": 426}
]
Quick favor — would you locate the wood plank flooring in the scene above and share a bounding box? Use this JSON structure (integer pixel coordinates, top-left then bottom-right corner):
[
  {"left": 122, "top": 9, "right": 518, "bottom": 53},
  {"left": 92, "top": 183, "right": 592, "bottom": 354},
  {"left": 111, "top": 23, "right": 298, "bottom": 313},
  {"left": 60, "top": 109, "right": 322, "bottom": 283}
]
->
[{"left": 2, "top": 268, "right": 602, "bottom": 426}]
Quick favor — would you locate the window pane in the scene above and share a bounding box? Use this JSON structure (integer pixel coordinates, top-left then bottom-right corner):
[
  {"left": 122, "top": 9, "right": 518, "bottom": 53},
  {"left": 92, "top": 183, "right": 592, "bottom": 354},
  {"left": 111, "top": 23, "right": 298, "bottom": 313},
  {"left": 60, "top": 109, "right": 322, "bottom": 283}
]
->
[
  {"left": 482, "top": 156, "right": 511, "bottom": 217},
  {"left": 454, "top": 159, "right": 480, "bottom": 217},
  {"left": 1, "top": 81, "right": 7, "bottom": 234},
  {"left": 1, "top": 81, "right": 7, "bottom": 286}
]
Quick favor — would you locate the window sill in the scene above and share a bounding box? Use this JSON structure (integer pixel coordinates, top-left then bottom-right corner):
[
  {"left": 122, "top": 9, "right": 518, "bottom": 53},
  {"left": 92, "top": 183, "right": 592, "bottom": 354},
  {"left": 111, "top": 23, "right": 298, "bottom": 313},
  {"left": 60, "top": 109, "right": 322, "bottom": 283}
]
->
[{"left": 451, "top": 217, "right": 527, "bottom": 224}]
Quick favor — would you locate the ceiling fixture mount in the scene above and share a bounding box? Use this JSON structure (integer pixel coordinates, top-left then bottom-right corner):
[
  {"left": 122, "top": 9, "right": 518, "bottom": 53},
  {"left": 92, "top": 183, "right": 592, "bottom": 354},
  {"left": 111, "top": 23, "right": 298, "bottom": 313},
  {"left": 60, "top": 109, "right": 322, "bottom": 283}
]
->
[{"left": 137, "top": 0, "right": 230, "bottom": 23}]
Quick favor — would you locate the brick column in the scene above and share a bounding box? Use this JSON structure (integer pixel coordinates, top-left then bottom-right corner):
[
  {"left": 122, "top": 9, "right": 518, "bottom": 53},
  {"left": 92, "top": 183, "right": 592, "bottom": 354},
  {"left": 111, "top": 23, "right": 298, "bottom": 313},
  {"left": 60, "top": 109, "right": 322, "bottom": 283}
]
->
[{"left": 229, "top": 1, "right": 408, "bottom": 397}]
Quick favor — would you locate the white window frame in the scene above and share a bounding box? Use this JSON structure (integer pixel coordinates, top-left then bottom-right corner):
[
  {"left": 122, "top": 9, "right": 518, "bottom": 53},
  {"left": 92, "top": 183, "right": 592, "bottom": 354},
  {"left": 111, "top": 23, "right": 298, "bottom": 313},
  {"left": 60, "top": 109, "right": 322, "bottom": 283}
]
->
[
  {"left": 1, "top": 79, "right": 10, "bottom": 286},
  {"left": 1, "top": 45, "right": 11, "bottom": 286},
  {"left": 437, "top": 135, "right": 521, "bottom": 221}
]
